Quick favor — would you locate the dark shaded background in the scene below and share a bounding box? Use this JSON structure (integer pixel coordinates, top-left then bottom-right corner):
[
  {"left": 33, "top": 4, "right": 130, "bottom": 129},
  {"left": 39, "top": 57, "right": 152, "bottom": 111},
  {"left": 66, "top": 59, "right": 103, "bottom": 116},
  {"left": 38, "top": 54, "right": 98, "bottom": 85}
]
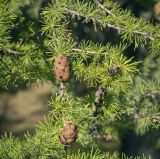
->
[{"left": 0, "top": 0, "right": 160, "bottom": 158}]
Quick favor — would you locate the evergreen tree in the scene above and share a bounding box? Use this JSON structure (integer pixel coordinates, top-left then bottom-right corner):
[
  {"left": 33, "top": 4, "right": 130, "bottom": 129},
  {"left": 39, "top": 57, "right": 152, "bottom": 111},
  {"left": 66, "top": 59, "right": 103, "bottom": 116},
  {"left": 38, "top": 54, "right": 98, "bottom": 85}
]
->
[{"left": 0, "top": 0, "right": 160, "bottom": 158}]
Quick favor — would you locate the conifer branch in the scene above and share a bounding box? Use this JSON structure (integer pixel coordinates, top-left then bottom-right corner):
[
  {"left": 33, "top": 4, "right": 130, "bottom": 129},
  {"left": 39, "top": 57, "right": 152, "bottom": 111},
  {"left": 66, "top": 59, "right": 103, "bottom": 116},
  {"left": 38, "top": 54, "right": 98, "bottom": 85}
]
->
[
  {"left": 1, "top": 0, "right": 160, "bottom": 158},
  {"left": 67, "top": 8, "right": 155, "bottom": 41},
  {"left": 93, "top": 0, "right": 156, "bottom": 40}
]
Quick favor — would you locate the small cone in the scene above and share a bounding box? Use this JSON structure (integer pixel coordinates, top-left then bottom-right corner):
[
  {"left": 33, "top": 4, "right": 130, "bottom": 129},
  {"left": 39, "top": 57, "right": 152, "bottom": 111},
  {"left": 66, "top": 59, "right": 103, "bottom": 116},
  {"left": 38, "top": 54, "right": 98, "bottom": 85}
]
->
[
  {"left": 59, "top": 123, "right": 78, "bottom": 145},
  {"left": 53, "top": 54, "right": 70, "bottom": 82}
]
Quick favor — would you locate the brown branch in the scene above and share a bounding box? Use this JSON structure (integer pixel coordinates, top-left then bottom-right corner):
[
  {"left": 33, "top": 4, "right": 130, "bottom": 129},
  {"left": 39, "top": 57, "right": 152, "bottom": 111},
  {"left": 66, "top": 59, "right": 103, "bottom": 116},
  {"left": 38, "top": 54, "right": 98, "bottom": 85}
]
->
[
  {"left": 78, "top": 86, "right": 105, "bottom": 126},
  {"left": 91, "top": 85, "right": 104, "bottom": 117},
  {"left": 90, "top": 85, "right": 104, "bottom": 136}
]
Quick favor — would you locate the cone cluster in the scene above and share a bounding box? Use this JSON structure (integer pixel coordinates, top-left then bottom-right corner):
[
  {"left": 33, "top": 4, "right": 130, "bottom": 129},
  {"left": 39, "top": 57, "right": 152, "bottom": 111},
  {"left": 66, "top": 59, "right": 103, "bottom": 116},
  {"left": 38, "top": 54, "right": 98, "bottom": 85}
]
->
[
  {"left": 59, "top": 123, "right": 78, "bottom": 145},
  {"left": 54, "top": 54, "right": 70, "bottom": 82}
]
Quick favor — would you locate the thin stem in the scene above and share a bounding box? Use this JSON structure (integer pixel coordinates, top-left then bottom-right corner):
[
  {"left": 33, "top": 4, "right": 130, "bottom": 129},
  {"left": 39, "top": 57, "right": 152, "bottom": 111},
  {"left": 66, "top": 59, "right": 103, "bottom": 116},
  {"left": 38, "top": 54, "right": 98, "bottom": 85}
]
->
[
  {"left": 59, "top": 82, "right": 65, "bottom": 100},
  {"left": 72, "top": 48, "right": 96, "bottom": 54},
  {"left": 64, "top": 145, "right": 68, "bottom": 159},
  {"left": 5, "top": 48, "right": 22, "bottom": 55}
]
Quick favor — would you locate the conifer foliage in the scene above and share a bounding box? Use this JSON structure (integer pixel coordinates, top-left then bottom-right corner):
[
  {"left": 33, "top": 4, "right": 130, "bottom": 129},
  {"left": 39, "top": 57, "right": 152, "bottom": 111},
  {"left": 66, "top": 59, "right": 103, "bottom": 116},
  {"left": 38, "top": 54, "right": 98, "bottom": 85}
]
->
[{"left": 0, "top": 0, "right": 160, "bottom": 158}]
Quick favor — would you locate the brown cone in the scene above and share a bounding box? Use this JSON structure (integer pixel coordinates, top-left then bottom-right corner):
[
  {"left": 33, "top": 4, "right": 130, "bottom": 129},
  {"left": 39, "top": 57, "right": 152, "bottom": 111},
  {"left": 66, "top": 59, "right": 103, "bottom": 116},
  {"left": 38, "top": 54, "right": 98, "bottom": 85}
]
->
[
  {"left": 59, "top": 123, "right": 78, "bottom": 145},
  {"left": 53, "top": 54, "right": 70, "bottom": 82}
]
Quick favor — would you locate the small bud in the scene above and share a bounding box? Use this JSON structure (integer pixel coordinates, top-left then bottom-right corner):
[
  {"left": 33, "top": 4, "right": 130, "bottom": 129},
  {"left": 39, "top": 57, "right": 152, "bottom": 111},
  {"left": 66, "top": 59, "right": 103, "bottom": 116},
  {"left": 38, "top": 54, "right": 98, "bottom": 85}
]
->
[
  {"left": 108, "top": 65, "right": 120, "bottom": 76},
  {"left": 59, "top": 123, "right": 78, "bottom": 145}
]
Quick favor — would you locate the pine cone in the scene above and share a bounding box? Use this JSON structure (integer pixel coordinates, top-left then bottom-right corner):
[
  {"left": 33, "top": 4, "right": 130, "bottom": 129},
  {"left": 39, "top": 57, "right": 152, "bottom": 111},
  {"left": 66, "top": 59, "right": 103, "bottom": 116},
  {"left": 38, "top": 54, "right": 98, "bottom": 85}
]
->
[
  {"left": 59, "top": 123, "right": 78, "bottom": 145},
  {"left": 54, "top": 55, "right": 70, "bottom": 82},
  {"left": 154, "top": 2, "right": 160, "bottom": 21}
]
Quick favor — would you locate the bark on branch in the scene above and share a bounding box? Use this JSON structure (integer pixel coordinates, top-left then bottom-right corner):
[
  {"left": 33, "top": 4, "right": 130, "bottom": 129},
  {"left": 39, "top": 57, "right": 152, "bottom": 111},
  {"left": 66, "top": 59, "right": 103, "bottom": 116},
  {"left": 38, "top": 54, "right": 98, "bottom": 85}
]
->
[{"left": 91, "top": 85, "right": 104, "bottom": 117}]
